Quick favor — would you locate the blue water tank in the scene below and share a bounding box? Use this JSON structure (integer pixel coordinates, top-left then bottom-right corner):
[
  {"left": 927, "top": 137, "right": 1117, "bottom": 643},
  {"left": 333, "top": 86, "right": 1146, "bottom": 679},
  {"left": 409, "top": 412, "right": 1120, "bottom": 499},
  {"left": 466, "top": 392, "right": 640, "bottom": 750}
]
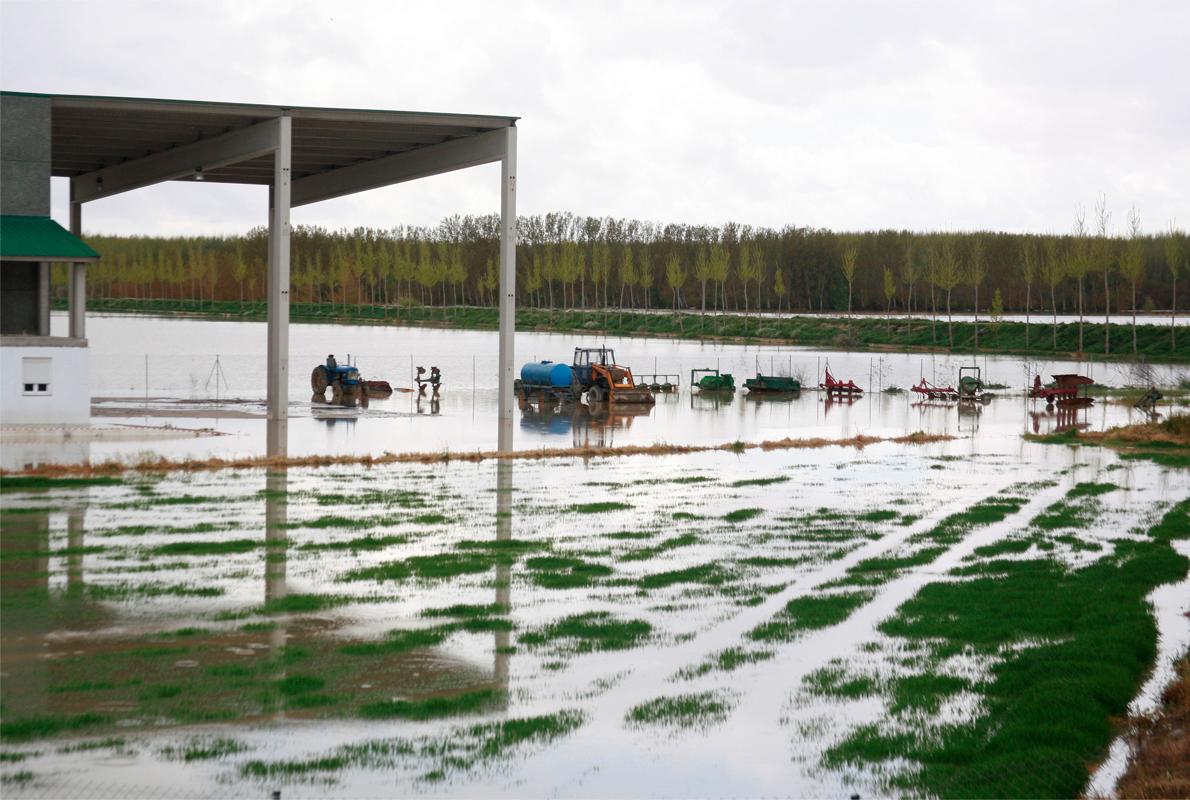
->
[{"left": 520, "top": 360, "right": 574, "bottom": 387}]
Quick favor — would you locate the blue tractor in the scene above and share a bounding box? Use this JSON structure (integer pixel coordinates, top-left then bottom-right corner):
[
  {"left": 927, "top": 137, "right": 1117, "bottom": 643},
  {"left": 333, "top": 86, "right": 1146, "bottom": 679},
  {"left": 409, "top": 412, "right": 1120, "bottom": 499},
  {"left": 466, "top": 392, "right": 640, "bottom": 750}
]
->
[{"left": 311, "top": 355, "right": 366, "bottom": 406}]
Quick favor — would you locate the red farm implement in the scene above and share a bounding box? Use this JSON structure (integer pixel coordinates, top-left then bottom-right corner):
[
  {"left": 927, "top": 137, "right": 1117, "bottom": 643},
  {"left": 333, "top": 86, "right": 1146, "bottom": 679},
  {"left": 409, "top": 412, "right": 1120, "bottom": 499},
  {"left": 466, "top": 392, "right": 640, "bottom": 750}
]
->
[
  {"left": 1030, "top": 374, "right": 1094, "bottom": 407},
  {"left": 820, "top": 367, "right": 863, "bottom": 396},
  {"left": 911, "top": 378, "right": 958, "bottom": 401}
]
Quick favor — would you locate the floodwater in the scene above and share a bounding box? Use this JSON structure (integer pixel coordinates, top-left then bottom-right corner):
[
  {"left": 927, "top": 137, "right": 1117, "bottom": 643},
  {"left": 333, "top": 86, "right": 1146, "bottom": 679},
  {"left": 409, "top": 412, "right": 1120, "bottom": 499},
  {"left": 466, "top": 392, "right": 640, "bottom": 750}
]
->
[
  {"left": 10, "top": 312, "right": 1185, "bottom": 469},
  {"left": 3, "top": 315, "right": 1189, "bottom": 798},
  {"left": 2, "top": 433, "right": 1188, "bottom": 798}
]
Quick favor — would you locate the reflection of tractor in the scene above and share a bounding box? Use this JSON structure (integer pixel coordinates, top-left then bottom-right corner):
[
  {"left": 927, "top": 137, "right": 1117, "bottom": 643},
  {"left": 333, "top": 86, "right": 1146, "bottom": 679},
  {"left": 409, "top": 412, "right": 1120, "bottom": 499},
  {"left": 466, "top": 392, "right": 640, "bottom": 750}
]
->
[
  {"left": 572, "top": 348, "right": 654, "bottom": 405},
  {"left": 311, "top": 354, "right": 368, "bottom": 406}
]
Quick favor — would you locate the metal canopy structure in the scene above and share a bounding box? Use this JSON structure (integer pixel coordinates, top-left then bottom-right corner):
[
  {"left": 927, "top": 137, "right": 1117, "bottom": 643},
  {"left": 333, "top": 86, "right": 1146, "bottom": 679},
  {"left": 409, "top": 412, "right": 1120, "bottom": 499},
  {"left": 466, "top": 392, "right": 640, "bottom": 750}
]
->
[{"left": 12, "top": 91, "right": 519, "bottom": 454}]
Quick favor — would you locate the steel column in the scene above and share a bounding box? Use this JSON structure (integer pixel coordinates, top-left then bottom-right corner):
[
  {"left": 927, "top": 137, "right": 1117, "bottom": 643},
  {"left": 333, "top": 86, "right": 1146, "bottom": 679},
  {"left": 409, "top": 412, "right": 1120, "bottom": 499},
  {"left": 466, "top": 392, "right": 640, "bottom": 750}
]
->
[
  {"left": 497, "top": 126, "right": 517, "bottom": 453},
  {"left": 68, "top": 197, "right": 85, "bottom": 339},
  {"left": 267, "top": 115, "right": 292, "bottom": 428}
]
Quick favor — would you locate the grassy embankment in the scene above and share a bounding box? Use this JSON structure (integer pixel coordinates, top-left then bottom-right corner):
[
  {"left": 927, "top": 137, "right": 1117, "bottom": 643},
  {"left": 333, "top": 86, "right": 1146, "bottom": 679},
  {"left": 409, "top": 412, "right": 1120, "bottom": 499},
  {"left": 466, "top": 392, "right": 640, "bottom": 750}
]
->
[
  {"left": 1116, "top": 655, "right": 1189, "bottom": 798},
  {"left": 1026, "top": 413, "right": 1190, "bottom": 468},
  {"left": 67, "top": 297, "right": 1190, "bottom": 362}
]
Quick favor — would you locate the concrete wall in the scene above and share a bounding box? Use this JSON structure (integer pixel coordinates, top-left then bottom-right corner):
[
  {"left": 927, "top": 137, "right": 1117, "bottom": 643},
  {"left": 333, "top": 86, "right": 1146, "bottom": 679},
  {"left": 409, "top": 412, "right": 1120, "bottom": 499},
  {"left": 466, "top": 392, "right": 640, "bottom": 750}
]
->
[
  {"left": 0, "top": 343, "right": 90, "bottom": 425},
  {"left": 0, "top": 94, "right": 51, "bottom": 216}
]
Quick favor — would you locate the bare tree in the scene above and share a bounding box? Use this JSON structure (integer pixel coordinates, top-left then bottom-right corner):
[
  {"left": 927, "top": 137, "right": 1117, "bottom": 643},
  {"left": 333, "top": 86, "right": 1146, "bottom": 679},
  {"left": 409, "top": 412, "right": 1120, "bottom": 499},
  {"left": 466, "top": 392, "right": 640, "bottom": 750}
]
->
[
  {"left": 1070, "top": 206, "right": 1090, "bottom": 352},
  {"left": 882, "top": 266, "right": 896, "bottom": 335},
  {"left": 694, "top": 247, "right": 710, "bottom": 318},
  {"left": 965, "top": 235, "right": 987, "bottom": 349},
  {"left": 936, "top": 236, "right": 961, "bottom": 347},
  {"left": 901, "top": 235, "right": 917, "bottom": 335},
  {"left": 1095, "top": 194, "right": 1113, "bottom": 354},
  {"left": 1165, "top": 222, "right": 1184, "bottom": 350},
  {"left": 840, "top": 237, "right": 859, "bottom": 334},
  {"left": 1019, "top": 237, "right": 1037, "bottom": 348},
  {"left": 1120, "top": 206, "right": 1145, "bottom": 354},
  {"left": 1041, "top": 237, "right": 1066, "bottom": 351}
]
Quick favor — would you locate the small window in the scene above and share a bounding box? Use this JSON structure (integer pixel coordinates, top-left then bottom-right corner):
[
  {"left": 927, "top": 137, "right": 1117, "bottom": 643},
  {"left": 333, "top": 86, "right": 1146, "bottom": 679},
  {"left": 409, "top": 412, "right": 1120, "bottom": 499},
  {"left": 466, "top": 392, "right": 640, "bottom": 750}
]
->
[{"left": 22, "top": 357, "right": 51, "bottom": 396}]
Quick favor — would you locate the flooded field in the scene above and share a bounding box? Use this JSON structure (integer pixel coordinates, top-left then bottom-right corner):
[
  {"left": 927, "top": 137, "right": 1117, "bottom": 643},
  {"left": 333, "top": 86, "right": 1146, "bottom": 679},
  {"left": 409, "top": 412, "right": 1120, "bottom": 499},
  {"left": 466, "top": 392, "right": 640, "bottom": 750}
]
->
[
  {"left": 2, "top": 436, "right": 1188, "bottom": 797},
  {"left": 11, "top": 313, "right": 1185, "bottom": 470},
  {"left": 4, "top": 314, "right": 1188, "bottom": 798}
]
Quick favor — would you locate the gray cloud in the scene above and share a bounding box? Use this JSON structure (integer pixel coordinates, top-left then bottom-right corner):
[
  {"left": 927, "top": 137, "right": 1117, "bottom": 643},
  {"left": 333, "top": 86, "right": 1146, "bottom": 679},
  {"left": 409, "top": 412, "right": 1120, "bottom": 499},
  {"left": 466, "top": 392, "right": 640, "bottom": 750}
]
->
[{"left": 3, "top": 0, "right": 1187, "bottom": 236}]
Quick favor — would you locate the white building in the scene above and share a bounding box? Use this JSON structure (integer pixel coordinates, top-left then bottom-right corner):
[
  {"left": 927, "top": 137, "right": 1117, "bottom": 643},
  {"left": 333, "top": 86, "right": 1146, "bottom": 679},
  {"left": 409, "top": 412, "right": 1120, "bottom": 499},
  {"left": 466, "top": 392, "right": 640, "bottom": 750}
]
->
[{"left": 1, "top": 92, "right": 97, "bottom": 426}]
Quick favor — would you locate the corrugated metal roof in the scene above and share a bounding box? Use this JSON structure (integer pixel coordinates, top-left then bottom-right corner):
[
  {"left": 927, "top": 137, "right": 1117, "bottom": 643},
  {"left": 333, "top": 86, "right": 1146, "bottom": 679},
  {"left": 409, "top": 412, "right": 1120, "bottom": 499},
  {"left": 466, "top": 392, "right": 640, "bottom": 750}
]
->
[{"left": 0, "top": 215, "right": 100, "bottom": 261}]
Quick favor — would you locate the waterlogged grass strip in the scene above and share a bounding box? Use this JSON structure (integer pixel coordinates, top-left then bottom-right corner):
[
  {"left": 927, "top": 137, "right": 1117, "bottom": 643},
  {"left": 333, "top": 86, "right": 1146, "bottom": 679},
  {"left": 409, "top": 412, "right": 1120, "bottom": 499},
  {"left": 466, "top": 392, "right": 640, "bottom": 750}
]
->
[
  {"left": 626, "top": 691, "right": 734, "bottom": 729},
  {"left": 237, "top": 710, "right": 586, "bottom": 783},
  {"left": 824, "top": 498, "right": 1190, "bottom": 799}
]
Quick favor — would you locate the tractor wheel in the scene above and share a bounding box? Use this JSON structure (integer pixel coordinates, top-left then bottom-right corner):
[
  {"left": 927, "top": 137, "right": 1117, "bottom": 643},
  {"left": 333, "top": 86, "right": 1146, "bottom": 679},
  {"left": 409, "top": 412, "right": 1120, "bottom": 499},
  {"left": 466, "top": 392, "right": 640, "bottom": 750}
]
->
[
  {"left": 330, "top": 384, "right": 344, "bottom": 405},
  {"left": 588, "top": 386, "right": 604, "bottom": 404},
  {"left": 311, "top": 365, "right": 330, "bottom": 393}
]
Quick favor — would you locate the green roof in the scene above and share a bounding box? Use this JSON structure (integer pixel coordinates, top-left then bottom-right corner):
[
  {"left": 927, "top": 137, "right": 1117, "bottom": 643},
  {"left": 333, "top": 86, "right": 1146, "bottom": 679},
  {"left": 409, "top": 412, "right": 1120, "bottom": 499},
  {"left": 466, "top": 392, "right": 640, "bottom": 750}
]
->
[{"left": 0, "top": 215, "right": 99, "bottom": 261}]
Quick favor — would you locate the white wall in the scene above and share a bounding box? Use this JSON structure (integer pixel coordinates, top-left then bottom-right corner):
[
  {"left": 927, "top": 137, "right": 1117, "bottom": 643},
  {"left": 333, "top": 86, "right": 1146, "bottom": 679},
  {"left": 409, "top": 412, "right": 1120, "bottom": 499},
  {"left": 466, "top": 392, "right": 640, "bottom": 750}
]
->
[{"left": 0, "top": 345, "right": 90, "bottom": 425}]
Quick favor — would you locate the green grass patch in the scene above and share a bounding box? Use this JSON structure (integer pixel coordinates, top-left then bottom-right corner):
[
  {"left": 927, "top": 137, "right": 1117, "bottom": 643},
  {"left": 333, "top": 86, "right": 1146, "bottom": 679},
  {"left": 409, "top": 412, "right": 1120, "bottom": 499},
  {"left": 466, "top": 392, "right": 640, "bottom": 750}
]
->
[
  {"left": 87, "top": 582, "right": 223, "bottom": 600},
  {"left": 568, "top": 501, "right": 633, "bottom": 514},
  {"left": 151, "top": 539, "right": 261, "bottom": 556},
  {"left": 420, "top": 603, "right": 507, "bottom": 619},
  {"left": 805, "top": 664, "right": 880, "bottom": 699},
  {"left": 160, "top": 735, "right": 250, "bottom": 761},
  {"left": 299, "top": 534, "right": 409, "bottom": 551},
  {"left": 342, "top": 551, "right": 498, "bottom": 583},
  {"left": 607, "top": 530, "right": 655, "bottom": 540},
  {"left": 749, "top": 592, "right": 873, "bottom": 642},
  {"left": 359, "top": 689, "right": 502, "bottom": 720},
  {"left": 519, "top": 612, "right": 651, "bottom": 653},
  {"left": 724, "top": 508, "right": 764, "bottom": 523},
  {"left": 1, "top": 475, "right": 124, "bottom": 492},
  {"left": 626, "top": 691, "right": 732, "bottom": 728},
  {"left": 258, "top": 593, "right": 348, "bottom": 615},
  {"left": 682, "top": 647, "right": 774, "bottom": 678},
  {"left": 638, "top": 562, "right": 729, "bottom": 589},
  {"left": 731, "top": 476, "right": 790, "bottom": 488},
  {"left": 1, "top": 713, "right": 109, "bottom": 743},
  {"left": 524, "top": 555, "right": 613, "bottom": 589}
]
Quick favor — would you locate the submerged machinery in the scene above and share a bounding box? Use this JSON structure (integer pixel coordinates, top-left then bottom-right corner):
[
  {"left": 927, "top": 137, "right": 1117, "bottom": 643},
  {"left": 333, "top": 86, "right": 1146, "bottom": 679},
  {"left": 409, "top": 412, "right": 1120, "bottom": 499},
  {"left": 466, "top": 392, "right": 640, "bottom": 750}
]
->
[
  {"left": 311, "top": 354, "right": 368, "bottom": 406},
  {"left": 516, "top": 348, "right": 655, "bottom": 406}
]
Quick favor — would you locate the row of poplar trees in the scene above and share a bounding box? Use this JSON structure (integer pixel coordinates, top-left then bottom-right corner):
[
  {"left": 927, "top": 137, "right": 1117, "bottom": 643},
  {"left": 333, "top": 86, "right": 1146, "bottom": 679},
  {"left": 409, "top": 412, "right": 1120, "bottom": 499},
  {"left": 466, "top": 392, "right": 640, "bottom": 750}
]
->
[{"left": 77, "top": 205, "right": 1186, "bottom": 348}]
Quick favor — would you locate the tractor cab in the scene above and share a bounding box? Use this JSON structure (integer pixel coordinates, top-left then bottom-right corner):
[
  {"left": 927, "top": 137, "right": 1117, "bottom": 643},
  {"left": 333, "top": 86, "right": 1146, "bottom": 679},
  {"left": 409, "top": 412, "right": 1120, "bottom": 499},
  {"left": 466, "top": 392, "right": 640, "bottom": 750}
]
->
[{"left": 572, "top": 347, "right": 616, "bottom": 386}]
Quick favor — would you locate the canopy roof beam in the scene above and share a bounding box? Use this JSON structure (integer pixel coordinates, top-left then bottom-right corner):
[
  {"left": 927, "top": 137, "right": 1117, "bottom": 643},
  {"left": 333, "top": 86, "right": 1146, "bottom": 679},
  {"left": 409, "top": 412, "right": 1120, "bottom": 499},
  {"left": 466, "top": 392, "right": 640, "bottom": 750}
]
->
[
  {"left": 291, "top": 128, "right": 506, "bottom": 208},
  {"left": 71, "top": 118, "right": 282, "bottom": 203}
]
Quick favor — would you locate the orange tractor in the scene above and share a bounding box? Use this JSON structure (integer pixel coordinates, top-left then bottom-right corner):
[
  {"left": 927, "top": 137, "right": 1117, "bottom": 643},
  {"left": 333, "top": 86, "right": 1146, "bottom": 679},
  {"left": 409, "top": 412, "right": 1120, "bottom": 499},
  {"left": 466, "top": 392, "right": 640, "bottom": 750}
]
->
[{"left": 572, "top": 348, "right": 655, "bottom": 405}]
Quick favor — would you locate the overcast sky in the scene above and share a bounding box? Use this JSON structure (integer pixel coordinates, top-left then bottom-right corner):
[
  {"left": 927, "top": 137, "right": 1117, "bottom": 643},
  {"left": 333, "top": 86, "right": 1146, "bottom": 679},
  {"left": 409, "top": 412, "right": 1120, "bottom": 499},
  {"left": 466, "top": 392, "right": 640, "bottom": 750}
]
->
[{"left": 2, "top": 0, "right": 1187, "bottom": 237}]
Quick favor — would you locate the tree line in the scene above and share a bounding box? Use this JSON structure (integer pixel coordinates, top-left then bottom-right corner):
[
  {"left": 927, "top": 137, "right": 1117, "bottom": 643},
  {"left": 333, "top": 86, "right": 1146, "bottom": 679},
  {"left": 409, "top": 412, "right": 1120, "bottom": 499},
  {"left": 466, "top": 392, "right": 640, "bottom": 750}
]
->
[{"left": 68, "top": 204, "right": 1186, "bottom": 353}]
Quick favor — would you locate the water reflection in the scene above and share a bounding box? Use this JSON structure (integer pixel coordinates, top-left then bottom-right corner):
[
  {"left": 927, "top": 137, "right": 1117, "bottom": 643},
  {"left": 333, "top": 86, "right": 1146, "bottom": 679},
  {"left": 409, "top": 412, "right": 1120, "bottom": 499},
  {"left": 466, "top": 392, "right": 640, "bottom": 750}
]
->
[
  {"left": 494, "top": 460, "right": 512, "bottom": 688},
  {"left": 518, "top": 396, "right": 653, "bottom": 449}
]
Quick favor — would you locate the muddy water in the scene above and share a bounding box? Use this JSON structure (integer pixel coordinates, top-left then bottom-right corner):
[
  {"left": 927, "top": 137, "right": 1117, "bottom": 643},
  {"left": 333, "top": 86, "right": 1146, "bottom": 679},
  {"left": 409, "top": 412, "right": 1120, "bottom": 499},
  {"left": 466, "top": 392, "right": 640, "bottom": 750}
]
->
[
  {"left": 1, "top": 433, "right": 1187, "bottom": 798},
  {"left": 12, "top": 312, "right": 1184, "bottom": 469}
]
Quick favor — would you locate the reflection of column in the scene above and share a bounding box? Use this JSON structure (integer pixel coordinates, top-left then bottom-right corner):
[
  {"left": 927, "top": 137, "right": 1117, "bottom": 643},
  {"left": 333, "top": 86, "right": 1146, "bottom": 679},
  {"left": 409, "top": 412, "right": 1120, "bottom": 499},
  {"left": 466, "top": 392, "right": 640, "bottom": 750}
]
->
[
  {"left": 267, "top": 417, "right": 288, "bottom": 461},
  {"left": 0, "top": 509, "right": 51, "bottom": 719},
  {"left": 264, "top": 464, "right": 289, "bottom": 721},
  {"left": 265, "top": 467, "right": 288, "bottom": 603},
  {"left": 66, "top": 510, "right": 85, "bottom": 590},
  {"left": 494, "top": 460, "right": 512, "bottom": 690}
]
